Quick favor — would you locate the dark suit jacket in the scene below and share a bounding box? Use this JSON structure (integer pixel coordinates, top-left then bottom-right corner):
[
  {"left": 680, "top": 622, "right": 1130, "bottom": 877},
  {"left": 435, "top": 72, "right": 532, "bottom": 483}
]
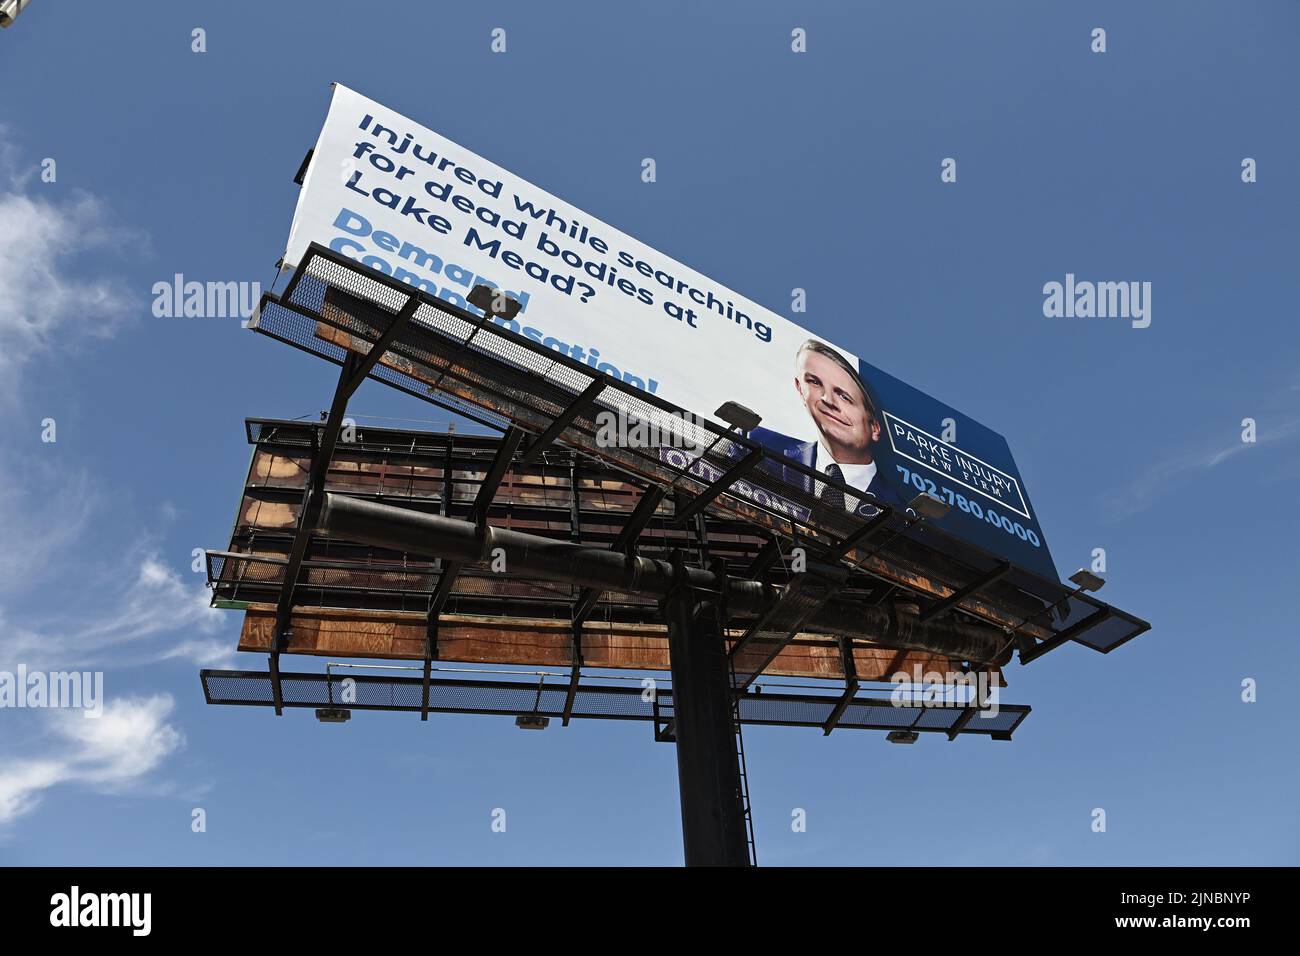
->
[{"left": 749, "top": 425, "right": 907, "bottom": 516}]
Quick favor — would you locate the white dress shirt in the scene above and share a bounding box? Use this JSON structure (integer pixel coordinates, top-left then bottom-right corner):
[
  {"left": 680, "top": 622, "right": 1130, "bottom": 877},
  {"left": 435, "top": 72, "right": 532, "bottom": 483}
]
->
[{"left": 816, "top": 440, "right": 878, "bottom": 514}]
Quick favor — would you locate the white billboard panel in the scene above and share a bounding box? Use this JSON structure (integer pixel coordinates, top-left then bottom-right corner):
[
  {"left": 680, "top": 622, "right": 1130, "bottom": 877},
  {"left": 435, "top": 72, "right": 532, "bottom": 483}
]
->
[{"left": 285, "top": 84, "right": 1058, "bottom": 580}]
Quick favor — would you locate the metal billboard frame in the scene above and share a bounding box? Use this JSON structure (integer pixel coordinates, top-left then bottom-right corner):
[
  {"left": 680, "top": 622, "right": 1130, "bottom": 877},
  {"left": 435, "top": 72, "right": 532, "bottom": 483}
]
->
[{"left": 245, "top": 243, "right": 1148, "bottom": 672}]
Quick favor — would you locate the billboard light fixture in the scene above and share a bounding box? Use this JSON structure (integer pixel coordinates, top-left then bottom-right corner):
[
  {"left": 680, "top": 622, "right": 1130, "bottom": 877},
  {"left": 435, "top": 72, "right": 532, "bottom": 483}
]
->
[
  {"left": 315, "top": 707, "right": 351, "bottom": 723},
  {"left": 0, "top": 0, "right": 32, "bottom": 28},
  {"left": 515, "top": 715, "right": 550, "bottom": 730},
  {"left": 886, "top": 730, "right": 919, "bottom": 745},
  {"left": 467, "top": 283, "right": 523, "bottom": 321},
  {"left": 715, "top": 401, "right": 762, "bottom": 433},
  {"left": 908, "top": 492, "right": 950, "bottom": 521},
  {"left": 1068, "top": 569, "right": 1105, "bottom": 592}
]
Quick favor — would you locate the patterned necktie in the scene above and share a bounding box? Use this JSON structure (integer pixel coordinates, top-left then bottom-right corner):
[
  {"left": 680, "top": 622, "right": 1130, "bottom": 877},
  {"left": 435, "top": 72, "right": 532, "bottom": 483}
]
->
[{"left": 821, "top": 462, "right": 847, "bottom": 512}]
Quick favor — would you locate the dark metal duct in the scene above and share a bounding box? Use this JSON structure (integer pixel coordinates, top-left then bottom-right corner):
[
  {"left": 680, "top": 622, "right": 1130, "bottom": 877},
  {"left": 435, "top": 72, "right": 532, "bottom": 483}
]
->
[{"left": 317, "top": 492, "right": 1012, "bottom": 666}]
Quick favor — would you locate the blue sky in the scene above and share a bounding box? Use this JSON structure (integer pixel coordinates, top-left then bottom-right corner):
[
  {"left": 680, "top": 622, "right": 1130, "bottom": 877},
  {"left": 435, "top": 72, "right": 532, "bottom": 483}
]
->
[{"left": 0, "top": 0, "right": 1297, "bottom": 865}]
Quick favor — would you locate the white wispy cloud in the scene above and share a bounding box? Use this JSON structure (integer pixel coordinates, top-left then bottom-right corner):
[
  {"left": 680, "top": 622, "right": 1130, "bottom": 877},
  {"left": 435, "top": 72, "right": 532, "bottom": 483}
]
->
[
  {"left": 0, "top": 695, "right": 184, "bottom": 826},
  {"left": 0, "top": 553, "right": 229, "bottom": 672},
  {"left": 0, "top": 450, "right": 230, "bottom": 670},
  {"left": 1112, "top": 416, "right": 1300, "bottom": 518},
  {"left": 0, "top": 462, "right": 228, "bottom": 830},
  {"left": 0, "top": 126, "right": 142, "bottom": 399},
  {"left": 0, "top": 130, "right": 208, "bottom": 833},
  {"left": 0, "top": 461, "right": 99, "bottom": 596}
]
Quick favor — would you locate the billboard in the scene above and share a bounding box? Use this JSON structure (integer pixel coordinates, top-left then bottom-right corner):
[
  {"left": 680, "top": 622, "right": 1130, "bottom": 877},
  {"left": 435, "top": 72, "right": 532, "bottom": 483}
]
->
[{"left": 285, "top": 84, "right": 1058, "bottom": 581}]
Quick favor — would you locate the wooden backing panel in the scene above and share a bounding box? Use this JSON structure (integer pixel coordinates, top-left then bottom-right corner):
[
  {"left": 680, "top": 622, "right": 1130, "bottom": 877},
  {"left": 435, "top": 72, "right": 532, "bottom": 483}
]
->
[{"left": 237, "top": 605, "right": 1003, "bottom": 685}]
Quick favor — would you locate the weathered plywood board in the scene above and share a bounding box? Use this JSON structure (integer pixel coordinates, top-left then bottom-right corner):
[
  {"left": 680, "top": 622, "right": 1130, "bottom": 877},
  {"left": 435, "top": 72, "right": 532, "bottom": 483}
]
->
[{"left": 237, "top": 605, "right": 1002, "bottom": 685}]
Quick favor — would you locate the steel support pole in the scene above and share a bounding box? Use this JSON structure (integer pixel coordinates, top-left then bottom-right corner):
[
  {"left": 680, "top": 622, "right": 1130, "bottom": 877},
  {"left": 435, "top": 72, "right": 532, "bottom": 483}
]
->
[{"left": 663, "top": 579, "right": 752, "bottom": 867}]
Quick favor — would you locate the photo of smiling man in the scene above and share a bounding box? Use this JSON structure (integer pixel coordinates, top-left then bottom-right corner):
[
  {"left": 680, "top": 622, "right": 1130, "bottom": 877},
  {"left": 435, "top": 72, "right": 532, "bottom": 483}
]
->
[{"left": 749, "top": 339, "right": 907, "bottom": 517}]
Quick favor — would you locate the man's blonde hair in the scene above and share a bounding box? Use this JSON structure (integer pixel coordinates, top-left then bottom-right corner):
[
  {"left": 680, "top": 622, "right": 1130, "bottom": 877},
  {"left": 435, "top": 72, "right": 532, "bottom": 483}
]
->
[{"left": 796, "top": 339, "right": 880, "bottom": 422}]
